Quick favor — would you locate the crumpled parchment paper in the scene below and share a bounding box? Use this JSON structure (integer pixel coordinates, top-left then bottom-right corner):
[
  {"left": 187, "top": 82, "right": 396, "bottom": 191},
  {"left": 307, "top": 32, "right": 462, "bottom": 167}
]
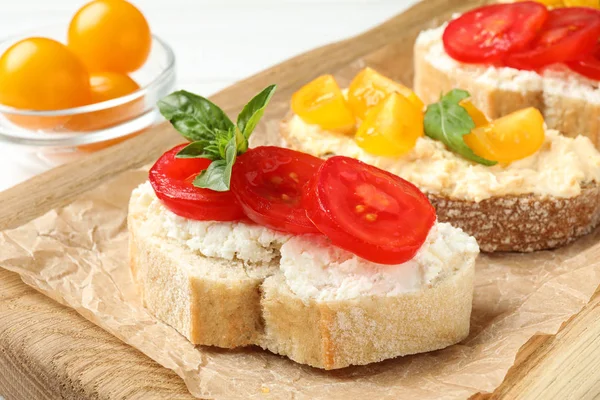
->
[{"left": 1, "top": 167, "right": 600, "bottom": 399}]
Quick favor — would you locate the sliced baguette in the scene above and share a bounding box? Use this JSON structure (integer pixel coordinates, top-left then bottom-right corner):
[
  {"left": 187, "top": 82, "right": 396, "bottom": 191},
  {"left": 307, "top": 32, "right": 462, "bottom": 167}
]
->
[
  {"left": 128, "top": 186, "right": 476, "bottom": 369},
  {"left": 259, "top": 268, "right": 473, "bottom": 369},
  {"left": 129, "top": 190, "right": 268, "bottom": 347},
  {"left": 413, "top": 25, "right": 600, "bottom": 145},
  {"left": 280, "top": 114, "right": 600, "bottom": 253}
]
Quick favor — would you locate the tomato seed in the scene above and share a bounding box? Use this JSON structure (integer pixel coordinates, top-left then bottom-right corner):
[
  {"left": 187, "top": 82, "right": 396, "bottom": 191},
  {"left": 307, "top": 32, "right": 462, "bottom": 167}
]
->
[
  {"left": 365, "top": 213, "right": 377, "bottom": 222},
  {"left": 270, "top": 176, "right": 283, "bottom": 185}
]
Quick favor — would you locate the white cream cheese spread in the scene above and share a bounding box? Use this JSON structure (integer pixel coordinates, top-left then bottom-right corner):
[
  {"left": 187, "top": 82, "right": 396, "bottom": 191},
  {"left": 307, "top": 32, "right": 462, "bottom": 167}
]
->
[
  {"left": 131, "top": 182, "right": 479, "bottom": 301},
  {"left": 279, "top": 223, "right": 478, "bottom": 301}
]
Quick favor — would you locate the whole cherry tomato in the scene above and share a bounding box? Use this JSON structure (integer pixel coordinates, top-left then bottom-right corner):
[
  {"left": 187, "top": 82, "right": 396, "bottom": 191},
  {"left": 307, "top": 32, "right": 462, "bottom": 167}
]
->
[{"left": 68, "top": 0, "right": 152, "bottom": 73}]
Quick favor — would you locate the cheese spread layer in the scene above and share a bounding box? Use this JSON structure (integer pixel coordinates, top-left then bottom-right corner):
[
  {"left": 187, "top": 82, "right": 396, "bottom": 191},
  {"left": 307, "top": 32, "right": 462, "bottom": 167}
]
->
[
  {"left": 285, "top": 115, "right": 600, "bottom": 201},
  {"left": 132, "top": 182, "right": 479, "bottom": 301},
  {"left": 279, "top": 223, "right": 478, "bottom": 302}
]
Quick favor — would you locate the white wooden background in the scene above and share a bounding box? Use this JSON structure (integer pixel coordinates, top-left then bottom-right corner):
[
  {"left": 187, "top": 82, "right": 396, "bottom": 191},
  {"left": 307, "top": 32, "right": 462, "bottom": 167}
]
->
[{"left": 0, "top": 0, "right": 418, "bottom": 191}]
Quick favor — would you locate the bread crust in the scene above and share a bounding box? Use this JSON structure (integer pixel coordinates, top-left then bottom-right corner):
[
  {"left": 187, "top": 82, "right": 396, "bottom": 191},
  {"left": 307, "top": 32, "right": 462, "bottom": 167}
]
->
[
  {"left": 543, "top": 90, "right": 600, "bottom": 145},
  {"left": 128, "top": 193, "right": 475, "bottom": 369},
  {"left": 129, "top": 198, "right": 265, "bottom": 348},
  {"left": 413, "top": 40, "right": 543, "bottom": 120},
  {"left": 430, "top": 186, "right": 600, "bottom": 252},
  {"left": 259, "top": 266, "right": 473, "bottom": 370},
  {"left": 413, "top": 30, "right": 600, "bottom": 146},
  {"left": 279, "top": 113, "right": 600, "bottom": 253}
]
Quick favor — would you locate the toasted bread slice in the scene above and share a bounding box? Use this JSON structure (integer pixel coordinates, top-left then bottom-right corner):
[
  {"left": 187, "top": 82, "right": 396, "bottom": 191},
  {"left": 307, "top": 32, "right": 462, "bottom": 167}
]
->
[
  {"left": 128, "top": 184, "right": 477, "bottom": 369},
  {"left": 414, "top": 24, "right": 600, "bottom": 145},
  {"left": 280, "top": 113, "right": 600, "bottom": 252}
]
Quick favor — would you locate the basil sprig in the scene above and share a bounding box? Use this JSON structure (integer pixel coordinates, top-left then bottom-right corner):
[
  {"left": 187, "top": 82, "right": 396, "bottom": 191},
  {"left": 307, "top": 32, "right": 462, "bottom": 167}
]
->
[
  {"left": 424, "top": 89, "right": 496, "bottom": 166},
  {"left": 158, "top": 85, "right": 276, "bottom": 191}
]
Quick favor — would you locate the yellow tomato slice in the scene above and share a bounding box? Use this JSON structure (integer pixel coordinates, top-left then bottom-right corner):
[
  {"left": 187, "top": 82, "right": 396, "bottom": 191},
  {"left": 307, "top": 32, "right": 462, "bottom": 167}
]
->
[
  {"left": 464, "top": 107, "right": 545, "bottom": 164},
  {"left": 291, "top": 74, "right": 355, "bottom": 134},
  {"left": 562, "top": 0, "right": 599, "bottom": 8},
  {"left": 347, "top": 67, "right": 424, "bottom": 120},
  {"left": 530, "top": 0, "right": 564, "bottom": 7},
  {"left": 355, "top": 92, "right": 423, "bottom": 157},
  {"left": 460, "top": 100, "right": 489, "bottom": 128}
]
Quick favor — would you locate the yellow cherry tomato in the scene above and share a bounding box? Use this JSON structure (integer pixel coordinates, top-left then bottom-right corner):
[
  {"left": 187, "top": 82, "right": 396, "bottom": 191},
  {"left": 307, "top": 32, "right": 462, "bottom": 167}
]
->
[
  {"left": 562, "top": 0, "right": 599, "bottom": 8},
  {"left": 68, "top": 72, "right": 144, "bottom": 151},
  {"left": 464, "top": 107, "right": 545, "bottom": 164},
  {"left": 0, "top": 37, "right": 91, "bottom": 129},
  {"left": 347, "top": 67, "right": 424, "bottom": 120},
  {"left": 73, "top": 73, "right": 144, "bottom": 151},
  {"left": 291, "top": 74, "right": 355, "bottom": 134},
  {"left": 355, "top": 92, "right": 423, "bottom": 157},
  {"left": 530, "top": 0, "right": 564, "bottom": 7},
  {"left": 460, "top": 100, "right": 489, "bottom": 128},
  {"left": 88, "top": 72, "right": 141, "bottom": 103},
  {"left": 68, "top": 0, "right": 151, "bottom": 73}
]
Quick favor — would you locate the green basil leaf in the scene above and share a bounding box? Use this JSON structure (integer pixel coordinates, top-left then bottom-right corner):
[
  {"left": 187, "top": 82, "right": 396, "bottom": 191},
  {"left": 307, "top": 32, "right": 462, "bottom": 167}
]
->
[
  {"left": 158, "top": 90, "right": 234, "bottom": 144},
  {"left": 193, "top": 136, "right": 238, "bottom": 191},
  {"left": 175, "top": 141, "right": 217, "bottom": 159},
  {"left": 236, "top": 84, "right": 277, "bottom": 139},
  {"left": 235, "top": 127, "right": 248, "bottom": 153},
  {"left": 223, "top": 135, "right": 238, "bottom": 186},
  {"left": 424, "top": 90, "right": 497, "bottom": 166},
  {"left": 193, "top": 160, "right": 229, "bottom": 191},
  {"left": 440, "top": 88, "right": 470, "bottom": 104},
  {"left": 159, "top": 85, "right": 277, "bottom": 192},
  {"left": 213, "top": 127, "right": 235, "bottom": 159}
]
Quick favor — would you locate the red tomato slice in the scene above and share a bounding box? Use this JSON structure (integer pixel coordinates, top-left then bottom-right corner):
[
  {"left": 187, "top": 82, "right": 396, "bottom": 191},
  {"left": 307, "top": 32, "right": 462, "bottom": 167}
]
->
[
  {"left": 149, "top": 144, "right": 245, "bottom": 221},
  {"left": 567, "top": 42, "right": 600, "bottom": 80},
  {"left": 230, "top": 146, "right": 323, "bottom": 234},
  {"left": 506, "top": 8, "right": 600, "bottom": 70},
  {"left": 442, "top": 2, "right": 548, "bottom": 64},
  {"left": 304, "top": 156, "right": 436, "bottom": 265}
]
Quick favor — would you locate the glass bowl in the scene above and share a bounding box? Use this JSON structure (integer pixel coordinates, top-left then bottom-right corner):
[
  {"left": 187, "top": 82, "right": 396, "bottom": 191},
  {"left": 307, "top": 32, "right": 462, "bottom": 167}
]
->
[{"left": 0, "top": 25, "right": 176, "bottom": 165}]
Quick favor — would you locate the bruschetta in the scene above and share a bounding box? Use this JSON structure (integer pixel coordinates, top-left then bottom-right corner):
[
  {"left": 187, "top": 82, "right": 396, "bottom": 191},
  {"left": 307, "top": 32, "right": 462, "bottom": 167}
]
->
[
  {"left": 414, "top": 2, "right": 600, "bottom": 145},
  {"left": 128, "top": 86, "right": 479, "bottom": 369}
]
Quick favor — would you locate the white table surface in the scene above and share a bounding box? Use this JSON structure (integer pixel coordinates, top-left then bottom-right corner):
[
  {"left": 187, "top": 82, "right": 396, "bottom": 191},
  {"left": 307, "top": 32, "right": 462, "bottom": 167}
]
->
[{"left": 0, "top": 0, "right": 418, "bottom": 192}]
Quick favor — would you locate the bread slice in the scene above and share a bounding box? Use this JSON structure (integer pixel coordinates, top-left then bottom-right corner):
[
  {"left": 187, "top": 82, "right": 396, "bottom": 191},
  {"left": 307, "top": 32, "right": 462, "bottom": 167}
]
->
[
  {"left": 414, "top": 24, "right": 600, "bottom": 145},
  {"left": 259, "top": 269, "right": 473, "bottom": 369},
  {"left": 128, "top": 184, "right": 477, "bottom": 369},
  {"left": 279, "top": 114, "right": 600, "bottom": 253},
  {"left": 129, "top": 189, "right": 269, "bottom": 347},
  {"left": 429, "top": 186, "right": 600, "bottom": 252}
]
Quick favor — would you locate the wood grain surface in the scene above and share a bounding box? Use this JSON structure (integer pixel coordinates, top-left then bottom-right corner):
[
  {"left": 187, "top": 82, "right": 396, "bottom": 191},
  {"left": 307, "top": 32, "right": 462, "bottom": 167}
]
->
[
  {"left": 2, "top": 0, "right": 600, "bottom": 399},
  {"left": 0, "top": 268, "right": 193, "bottom": 400}
]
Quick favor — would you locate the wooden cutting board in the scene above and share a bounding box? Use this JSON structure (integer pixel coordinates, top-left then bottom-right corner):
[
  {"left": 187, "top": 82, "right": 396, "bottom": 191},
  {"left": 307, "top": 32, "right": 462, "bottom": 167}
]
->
[{"left": 2, "top": 0, "right": 600, "bottom": 398}]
